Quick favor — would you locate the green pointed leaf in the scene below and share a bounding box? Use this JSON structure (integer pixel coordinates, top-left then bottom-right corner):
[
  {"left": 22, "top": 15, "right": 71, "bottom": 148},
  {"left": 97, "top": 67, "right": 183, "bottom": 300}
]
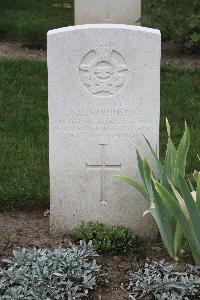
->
[
  {"left": 193, "top": 170, "right": 200, "bottom": 182},
  {"left": 136, "top": 149, "right": 145, "bottom": 184},
  {"left": 196, "top": 173, "right": 200, "bottom": 212},
  {"left": 143, "top": 159, "right": 154, "bottom": 202},
  {"left": 175, "top": 122, "right": 190, "bottom": 179},
  {"left": 168, "top": 139, "right": 177, "bottom": 185},
  {"left": 188, "top": 178, "right": 195, "bottom": 191},
  {"left": 151, "top": 183, "right": 176, "bottom": 258},
  {"left": 119, "top": 176, "right": 148, "bottom": 200},
  {"left": 169, "top": 181, "right": 189, "bottom": 218},
  {"left": 155, "top": 180, "right": 200, "bottom": 263},
  {"left": 174, "top": 223, "right": 183, "bottom": 261},
  {"left": 162, "top": 138, "right": 177, "bottom": 188},
  {"left": 150, "top": 207, "right": 175, "bottom": 259},
  {"left": 178, "top": 173, "right": 200, "bottom": 245},
  {"left": 144, "top": 136, "right": 162, "bottom": 180}
]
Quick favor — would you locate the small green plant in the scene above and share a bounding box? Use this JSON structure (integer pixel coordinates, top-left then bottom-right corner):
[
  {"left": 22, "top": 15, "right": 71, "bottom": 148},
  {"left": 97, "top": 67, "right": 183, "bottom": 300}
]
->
[
  {"left": 127, "top": 259, "right": 200, "bottom": 299},
  {"left": 71, "top": 222, "right": 137, "bottom": 254},
  {"left": 0, "top": 241, "right": 100, "bottom": 299},
  {"left": 120, "top": 120, "right": 191, "bottom": 261}
]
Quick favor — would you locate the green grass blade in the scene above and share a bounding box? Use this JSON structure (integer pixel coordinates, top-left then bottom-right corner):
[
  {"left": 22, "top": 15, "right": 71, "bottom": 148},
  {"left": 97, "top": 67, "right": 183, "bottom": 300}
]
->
[{"left": 119, "top": 176, "right": 148, "bottom": 200}]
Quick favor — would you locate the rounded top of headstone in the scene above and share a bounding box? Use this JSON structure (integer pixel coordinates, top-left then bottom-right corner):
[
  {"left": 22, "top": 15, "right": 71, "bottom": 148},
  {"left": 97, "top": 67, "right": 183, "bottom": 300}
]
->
[{"left": 47, "top": 24, "right": 160, "bottom": 37}]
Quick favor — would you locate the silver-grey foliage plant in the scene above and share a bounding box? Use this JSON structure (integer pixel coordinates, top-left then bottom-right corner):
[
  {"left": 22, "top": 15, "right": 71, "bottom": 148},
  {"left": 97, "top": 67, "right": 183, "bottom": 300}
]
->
[
  {"left": 0, "top": 241, "right": 100, "bottom": 300},
  {"left": 128, "top": 260, "right": 200, "bottom": 300}
]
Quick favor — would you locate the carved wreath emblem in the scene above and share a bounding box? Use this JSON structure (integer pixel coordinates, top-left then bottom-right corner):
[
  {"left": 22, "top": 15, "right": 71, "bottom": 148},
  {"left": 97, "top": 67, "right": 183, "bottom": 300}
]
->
[{"left": 79, "top": 45, "right": 128, "bottom": 97}]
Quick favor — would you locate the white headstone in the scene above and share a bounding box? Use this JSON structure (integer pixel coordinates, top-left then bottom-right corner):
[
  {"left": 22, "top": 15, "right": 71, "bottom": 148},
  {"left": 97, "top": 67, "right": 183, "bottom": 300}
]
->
[
  {"left": 48, "top": 24, "right": 161, "bottom": 239},
  {"left": 75, "top": 0, "right": 141, "bottom": 25}
]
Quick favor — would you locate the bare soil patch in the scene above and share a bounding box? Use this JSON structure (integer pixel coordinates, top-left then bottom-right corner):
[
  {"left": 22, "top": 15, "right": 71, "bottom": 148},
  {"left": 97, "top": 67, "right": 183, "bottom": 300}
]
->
[
  {"left": 162, "top": 42, "right": 200, "bottom": 69},
  {"left": 0, "top": 41, "right": 46, "bottom": 61},
  {"left": 0, "top": 211, "right": 168, "bottom": 300},
  {"left": 0, "top": 40, "right": 199, "bottom": 69}
]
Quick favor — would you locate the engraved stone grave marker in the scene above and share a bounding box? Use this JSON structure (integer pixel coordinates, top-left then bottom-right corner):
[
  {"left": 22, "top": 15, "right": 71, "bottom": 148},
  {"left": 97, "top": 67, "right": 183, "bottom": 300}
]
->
[
  {"left": 86, "top": 144, "right": 121, "bottom": 204},
  {"left": 75, "top": 0, "right": 141, "bottom": 25},
  {"left": 79, "top": 45, "right": 128, "bottom": 96},
  {"left": 48, "top": 24, "right": 161, "bottom": 238}
]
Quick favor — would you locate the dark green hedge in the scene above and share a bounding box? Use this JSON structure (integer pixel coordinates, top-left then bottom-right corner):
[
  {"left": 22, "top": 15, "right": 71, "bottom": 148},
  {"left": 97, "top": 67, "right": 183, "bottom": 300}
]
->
[{"left": 143, "top": 0, "right": 200, "bottom": 52}]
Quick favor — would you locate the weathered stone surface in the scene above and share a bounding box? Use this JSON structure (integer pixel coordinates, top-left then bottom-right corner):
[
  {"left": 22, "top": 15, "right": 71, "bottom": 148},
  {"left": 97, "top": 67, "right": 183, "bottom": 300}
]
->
[
  {"left": 75, "top": 0, "right": 141, "bottom": 25},
  {"left": 48, "top": 24, "right": 161, "bottom": 238}
]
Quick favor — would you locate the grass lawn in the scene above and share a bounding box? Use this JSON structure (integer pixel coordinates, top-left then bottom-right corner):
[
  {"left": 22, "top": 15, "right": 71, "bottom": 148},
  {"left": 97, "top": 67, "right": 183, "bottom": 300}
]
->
[
  {"left": 0, "top": 0, "right": 74, "bottom": 48},
  {"left": 0, "top": 59, "right": 199, "bottom": 210},
  {"left": 0, "top": 60, "right": 49, "bottom": 210}
]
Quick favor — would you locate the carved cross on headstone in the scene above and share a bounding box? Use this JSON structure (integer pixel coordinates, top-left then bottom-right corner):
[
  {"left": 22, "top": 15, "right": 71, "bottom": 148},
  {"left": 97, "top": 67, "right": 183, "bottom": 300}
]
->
[
  {"left": 105, "top": 0, "right": 111, "bottom": 22},
  {"left": 86, "top": 144, "right": 121, "bottom": 204}
]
